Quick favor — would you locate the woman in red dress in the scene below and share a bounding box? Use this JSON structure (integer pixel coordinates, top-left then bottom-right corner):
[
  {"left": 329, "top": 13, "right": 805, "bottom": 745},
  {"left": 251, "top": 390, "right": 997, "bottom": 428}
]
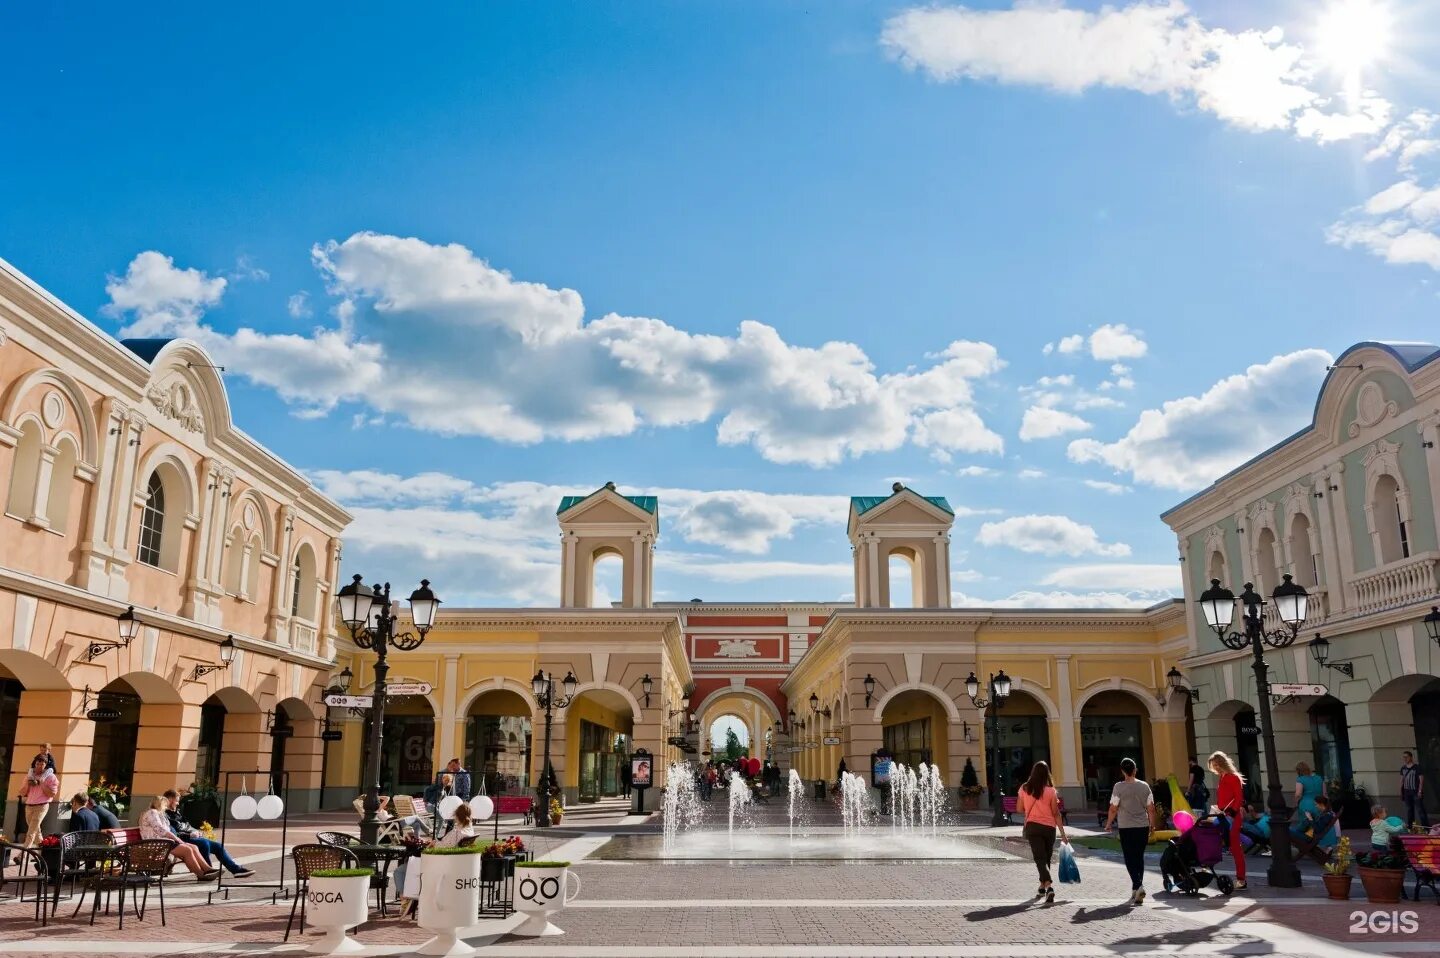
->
[{"left": 1208, "top": 750, "right": 1247, "bottom": 889}]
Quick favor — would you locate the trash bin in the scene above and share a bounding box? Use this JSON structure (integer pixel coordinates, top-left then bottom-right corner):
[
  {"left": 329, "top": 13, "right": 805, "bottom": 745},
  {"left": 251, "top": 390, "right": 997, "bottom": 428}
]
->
[{"left": 813, "top": 780, "right": 826, "bottom": 802}]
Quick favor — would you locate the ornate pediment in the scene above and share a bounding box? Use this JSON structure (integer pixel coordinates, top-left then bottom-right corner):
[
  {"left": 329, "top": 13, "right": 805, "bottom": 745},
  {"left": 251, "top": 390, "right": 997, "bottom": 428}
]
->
[
  {"left": 1350, "top": 381, "right": 1399, "bottom": 438},
  {"left": 147, "top": 379, "right": 205, "bottom": 433}
]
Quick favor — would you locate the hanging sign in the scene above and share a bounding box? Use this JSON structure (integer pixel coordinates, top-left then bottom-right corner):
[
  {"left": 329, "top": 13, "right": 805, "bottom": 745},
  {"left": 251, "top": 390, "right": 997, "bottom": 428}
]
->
[
  {"left": 323, "top": 694, "right": 373, "bottom": 709},
  {"left": 1271, "top": 683, "right": 1327, "bottom": 697},
  {"left": 1237, "top": 725, "right": 1262, "bottom": 738},
  {"left": 804, "top": 742, "right": 820, "bottom": 750},
  {"left": 822, "top": 736, "right": 841, "bottom": 746},
  {"left": 86, "top": 706, "right": 122, "bottom": 723},
  {"left": 321, "top": 729, "right": 344, "bottom": 742}
]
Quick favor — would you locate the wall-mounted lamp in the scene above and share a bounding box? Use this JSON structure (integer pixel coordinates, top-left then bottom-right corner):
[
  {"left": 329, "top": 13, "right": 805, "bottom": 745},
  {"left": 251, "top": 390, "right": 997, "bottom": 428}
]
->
[
  {"left": 1309, "top": 634, "right": 1354, "bottom": 677},
  {"left": 189, "top": 635, "right": 236, "bottom": 680},
  {"left": 87, "top": 605, "right": 143, "bottom": 662},
  {"left": 640, "top": 673, "right": 653, "bottom": 708},
  {"left": 1161, "top": 666, "right": 1200, "bottom": 703},
  {"left": 863, "top": 673, "right": 876, "bottom": 708}
]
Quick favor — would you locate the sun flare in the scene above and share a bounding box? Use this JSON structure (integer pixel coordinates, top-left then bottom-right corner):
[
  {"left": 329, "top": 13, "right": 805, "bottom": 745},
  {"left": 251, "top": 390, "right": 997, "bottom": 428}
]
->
[{"left": 1314, "top": 0, "right": 1394, "bottom": 73}]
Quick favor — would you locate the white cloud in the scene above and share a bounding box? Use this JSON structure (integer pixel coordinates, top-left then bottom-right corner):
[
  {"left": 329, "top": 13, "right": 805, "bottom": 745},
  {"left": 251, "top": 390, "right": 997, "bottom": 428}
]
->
[
  {"left": 1365, "top": 110, "right": 1440, "bottom": 172},
  {"left": 1082, "top": 479, "right": 1131, "bottom": 494},
  {"left": 975, "top": 514, "right": 1130, "bottom": 557},
  {"left": 1073, "top": 395, "right": 1124, "bottom": 410},
  {"left": 1056, "top": 334, "right": 1085, "bottom": 354},
  {"left": 1019, "top": 405, "right": 1092, "bottom": 440},
  {"left": 1088, "top": 324, "right": 1148, "bottom": 360},
  {"left": 954, "top": 589, "right": 1170, "bottom": 609},
  {"left": 665, "top": 553, "right": 854, "bottom": 582},
  {"left": 287, "top": 291, "right": 313, "bottom": 318},
  {"left": 656, "top": 489, "right": 845, "bottom": 555},
  {"left": 1042, "top": 563, "right": 1180, "bottom": 593},
  {"left": 881, "top": 2, "right": 1383, "bottom": 139},
  {"left": 103, "top": 236, "right": 1007, "bottom": 467},
  {"left": 955, "top": 465, "right": 998, "bottom": 477},
  {"left": 1067, "top": 348, "right": 1333, "bottom": 490},
  {"left": 1328, "top": 180, "right": 1440, "bottom": 271},
  {"left": 1017, "top": 468, "right": 1046, "bottom": 480},
  {"left": 103, "top": 251, "right": 227, "bottom": 337}
]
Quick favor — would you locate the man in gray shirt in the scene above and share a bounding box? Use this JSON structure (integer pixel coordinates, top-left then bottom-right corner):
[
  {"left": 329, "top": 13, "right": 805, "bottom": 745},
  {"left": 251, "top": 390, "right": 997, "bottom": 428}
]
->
[{"left": 1105, "top": 757, "right": 1157, "bottom": 904}]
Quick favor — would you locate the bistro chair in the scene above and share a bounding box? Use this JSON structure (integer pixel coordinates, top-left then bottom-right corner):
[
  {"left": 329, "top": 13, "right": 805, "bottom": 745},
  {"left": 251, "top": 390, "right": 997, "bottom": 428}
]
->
[
  {"left": 285, "top": 843, "right": 353, "bottom": 941},
  {"left": 82, "top": 840, "right": 174, "bottom": 930},
  {"left": 0, "top": 841, "right": 51, "bottom": 926},
  {"left": 57, "top": 830, "right": 116, "bottom": 916},
  {"left": 316, "top": 831, "right": 392, "bottom": 916}
]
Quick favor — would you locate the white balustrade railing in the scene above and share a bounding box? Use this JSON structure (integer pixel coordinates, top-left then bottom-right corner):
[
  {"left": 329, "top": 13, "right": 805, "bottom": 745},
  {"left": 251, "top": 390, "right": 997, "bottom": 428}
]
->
[
  {"left": 1352, "top": 552, "right": 1440, "bottom": 614},
  {"left": 291, "top": 620, "right": 318, "bottom": 653}
]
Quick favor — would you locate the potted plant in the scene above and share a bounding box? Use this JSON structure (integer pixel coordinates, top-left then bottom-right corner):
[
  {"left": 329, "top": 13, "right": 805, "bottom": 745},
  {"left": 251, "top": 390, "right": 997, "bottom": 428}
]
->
[
  {"left": 416, "top": 846, "right": 484, "bottom": 957},
  {"left": 1356, "top": 848, "right": 1408, "bottom": 904},
  {"left": 306, "top": 867, "right": 372, "bottom": 955},
  {"left": 1321, "top": 836, "right": 1354, "bottom": 900},
  {"left": 513, "top": 860, "right": 581, "bottom": 937},
  {"left": 180, "top": 780, "right": 221, "bottom": 830},
  {"left": 86, "top": 777, "right": 128, "bottom": 822},
  {"left": 548, "top": 797, "right": 564, "bottom": 825},
  {"left": 958, "top": 760, "right": 983, "bottom": 812},
  {"left": 1329, "top": 778, "right": 1371, "bottom": 830}
]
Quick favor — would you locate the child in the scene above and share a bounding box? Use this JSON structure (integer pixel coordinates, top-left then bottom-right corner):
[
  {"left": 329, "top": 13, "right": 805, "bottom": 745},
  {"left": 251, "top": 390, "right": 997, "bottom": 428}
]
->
[{"left": 1370, "top": 804, "right": 1404, "bottom": 851}]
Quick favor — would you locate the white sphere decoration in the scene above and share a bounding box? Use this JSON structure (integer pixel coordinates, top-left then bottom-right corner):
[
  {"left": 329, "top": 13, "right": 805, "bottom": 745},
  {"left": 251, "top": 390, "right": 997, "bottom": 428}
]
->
[
  {"left": 438, "top": 794, "right": 463, "bottom": 820},
  {"left": 230, "top": 793, "right": 257, "bottom": 821},
  {"left": 256, "top": 793, "right": 285, "bottom": 820},
  {"left": 472, "top": 795, "right": 495, "bottom": 822}
]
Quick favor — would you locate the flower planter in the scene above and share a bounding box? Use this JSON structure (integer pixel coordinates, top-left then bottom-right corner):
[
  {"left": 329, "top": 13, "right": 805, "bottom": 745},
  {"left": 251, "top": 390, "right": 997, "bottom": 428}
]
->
[
  {"left": 417, "top": 850, "right": 483, "bottom": 957},
  {"left": 1357, "top": 866, "right": 1405, "bottom": 904},
  {"left": 512, "top": 861, "right": 581, "bottom": 937},
  {"left": 958, "top": 793, "right": 981, "bottom": 812},
  {"left": 306, "top": 873, "right": 371, "bottom": 955},
  {"left": 480, "top": 855, "right": 513, "bottom": 882},
  {"left": 1322, "top": 873, "right": 1353, "bottom": 900}
]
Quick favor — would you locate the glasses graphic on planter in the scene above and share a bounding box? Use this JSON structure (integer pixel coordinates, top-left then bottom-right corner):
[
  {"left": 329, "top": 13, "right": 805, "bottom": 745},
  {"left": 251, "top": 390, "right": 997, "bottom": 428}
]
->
[{"left": 512, "top": 860, "right": 582, "bottom": 937}]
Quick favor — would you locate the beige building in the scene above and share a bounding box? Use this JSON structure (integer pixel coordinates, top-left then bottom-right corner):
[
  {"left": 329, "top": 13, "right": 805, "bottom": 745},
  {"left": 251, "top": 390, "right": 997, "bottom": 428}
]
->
[{"left": 0, "top": 258, "right": 349, "bottom": 826}]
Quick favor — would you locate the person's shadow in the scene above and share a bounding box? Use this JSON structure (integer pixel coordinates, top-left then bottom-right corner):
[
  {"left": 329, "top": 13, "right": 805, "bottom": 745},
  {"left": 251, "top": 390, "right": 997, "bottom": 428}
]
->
[
  {"left": 965, "top": 900, "right": 1036, "bottom": 921},
  {"left": 1071, "top": 903, "right": 1133, "bottom": 923}
]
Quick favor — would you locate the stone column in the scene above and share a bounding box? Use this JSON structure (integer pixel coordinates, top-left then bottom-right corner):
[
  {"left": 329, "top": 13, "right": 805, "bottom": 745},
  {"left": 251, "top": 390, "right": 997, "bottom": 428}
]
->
[
  {"left": 107, "top": 411, "right": 146, "bottom": 579},
  {"left": 1328, "top": 461, "right": 1359, "bottom": 608},
  {"left": 132, "top": 702, "right": 204, "bottom": 804},
  {"left": 1053, "top": 660, "right": 1080, "bottom": 791},
  {"left": 266, "top": 505, "right": 295, "bottom": 644},
  {"left": 9, "top": 689, "right": 96, "bottom": 829},
  {"left": 438, "top": 653, "right": 460, "bottom": 764},
  {"left": 1311, "top": 467, "right": 1345, "bottom": 612}
]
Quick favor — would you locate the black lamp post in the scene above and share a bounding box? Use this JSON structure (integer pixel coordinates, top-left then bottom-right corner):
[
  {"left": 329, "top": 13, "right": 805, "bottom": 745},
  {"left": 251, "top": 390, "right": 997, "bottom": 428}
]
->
[
  {"left": 531, "top": 669, "right": 577, "bottom": 827},
  {"left": 1197, "top": 573, "right": 1307, "bottom": 888},
  {"left": 335, "top": 574, "right": 440, "bottom": 845},
  {"left": 966, "top": 669, "right": 1011, "bottom": 827}
]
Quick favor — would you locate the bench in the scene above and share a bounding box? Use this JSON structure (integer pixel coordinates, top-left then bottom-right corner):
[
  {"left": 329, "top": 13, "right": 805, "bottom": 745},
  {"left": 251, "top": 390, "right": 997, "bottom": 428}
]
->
[
  {"left": 1000, "top": 794, "right": 1069, "bottom": 825},
  {"left": 1397, "top": 833, "right": 1440, "bottom": 904},
  {"left": 102, "top": 827, "right": 142, "bottom": 847},
  {"left": 495, "top": 796, "right": 534, "bottom": 825}
]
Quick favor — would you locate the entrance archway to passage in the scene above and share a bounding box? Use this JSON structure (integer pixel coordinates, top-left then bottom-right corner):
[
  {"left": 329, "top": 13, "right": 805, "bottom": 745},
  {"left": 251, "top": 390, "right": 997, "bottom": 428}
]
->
[
  {"left": 878, "top": 688, "right": 949, "bottom": 780},
  {"left": 1204, "top": 699, "right": 1262, "bottom": 804},
  {"left": 1364, "top": 673, "right": 1440, "bottom": 818},
  {"left": 1078, "top": 689, "right": 1153, "bottom": 807},
  {"left": 0, "top": 651, "right": 71, "bottom": 828},
  {"left": 361, "top": 693, "right": 436, "bottom": 796},
  {"left": 708, "top": 714, "right": 749, "bottom": 762},
  {"left": 195, "top": 686, "right": 262, "bottom": 788},
  {"left": 465, "top": 688, "right": 533, "bottom": 797},
  {"left": 564, "top": 688, "right": 633, "bottom": 803},
  {"left": 989, "top": 689, "right": 1051, "bottom": 798}
]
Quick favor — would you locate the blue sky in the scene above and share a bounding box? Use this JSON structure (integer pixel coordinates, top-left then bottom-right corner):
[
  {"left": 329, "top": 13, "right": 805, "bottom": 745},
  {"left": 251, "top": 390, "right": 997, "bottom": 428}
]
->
[{"left": 4, "top": 1, "right": 1439, "bottom": 607}]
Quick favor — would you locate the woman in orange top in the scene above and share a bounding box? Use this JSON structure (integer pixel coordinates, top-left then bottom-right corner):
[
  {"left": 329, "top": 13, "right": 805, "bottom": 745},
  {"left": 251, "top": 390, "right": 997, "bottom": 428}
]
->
[
  {"left": 1208, "top": 750, "right": 1247, "bottom": 889},
  {"left": 1017, "top": 760, "right": 1068, "bottom": 903}
]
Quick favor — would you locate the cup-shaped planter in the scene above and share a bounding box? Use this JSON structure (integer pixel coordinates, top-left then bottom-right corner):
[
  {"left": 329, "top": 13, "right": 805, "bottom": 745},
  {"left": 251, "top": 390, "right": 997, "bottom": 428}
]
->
[
  {"left": 306, "top": 870, "right": 372, "bottom": 955},
  {"left": 417, "top": 847, "right": 485, "bottom": 957},
  {"left": 512, "top": 861, "right": 581, "bottom": 937}
]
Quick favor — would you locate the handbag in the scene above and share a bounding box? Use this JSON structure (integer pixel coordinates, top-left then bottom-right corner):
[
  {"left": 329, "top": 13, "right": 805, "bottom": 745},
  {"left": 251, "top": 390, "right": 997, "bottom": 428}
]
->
[{"left": 1057, "top": 841, "right": 1081, "bottom": 883}]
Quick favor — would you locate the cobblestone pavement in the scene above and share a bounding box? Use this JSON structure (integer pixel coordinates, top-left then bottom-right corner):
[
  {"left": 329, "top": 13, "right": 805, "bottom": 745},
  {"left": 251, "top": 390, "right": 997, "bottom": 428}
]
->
[{"left": 0, "top": 809, "right": 1434, "bottom": 957}]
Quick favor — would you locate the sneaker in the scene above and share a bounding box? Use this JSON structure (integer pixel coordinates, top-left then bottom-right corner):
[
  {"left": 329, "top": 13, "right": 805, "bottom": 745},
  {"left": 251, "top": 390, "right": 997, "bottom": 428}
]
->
[
  {"left": 1132, "top": 889, "right": 1146, "bottom": 905},
  {"left": 1045, "top": 888, "right": 1055, "bottom": 904},
  {"left": 1234, "top": 880, "right": 1247, "bottom": 891},
  {"left": 231, "top": 868, "right": 256, "bottom": 879},
  {"left": 1036, "top": 886, "right": 1046, "bottom": 898},
  {"left": 198, "top": 869, "right": 221, "bottom": 881}
]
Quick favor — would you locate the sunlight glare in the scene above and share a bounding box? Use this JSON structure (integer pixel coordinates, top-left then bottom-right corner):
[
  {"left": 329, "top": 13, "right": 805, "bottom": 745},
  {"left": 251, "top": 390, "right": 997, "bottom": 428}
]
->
[{"left": 1314, "top": 0, "right": 1393, "bottom": 73}]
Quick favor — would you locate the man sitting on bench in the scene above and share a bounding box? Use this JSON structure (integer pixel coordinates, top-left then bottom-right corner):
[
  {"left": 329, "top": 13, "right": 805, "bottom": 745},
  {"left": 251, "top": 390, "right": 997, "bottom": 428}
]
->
[{"left": 163, "top": 790, "right": 255, "bottom": 878}]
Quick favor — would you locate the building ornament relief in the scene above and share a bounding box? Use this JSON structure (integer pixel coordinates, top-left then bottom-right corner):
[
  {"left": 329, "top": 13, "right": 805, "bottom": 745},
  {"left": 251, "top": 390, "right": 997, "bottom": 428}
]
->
[
  {"left": 147, "top": 379, "right": 205, "bottom": 433},
  {"left": 1350, "top": 381, "right": 1398, "bottom": 437}
]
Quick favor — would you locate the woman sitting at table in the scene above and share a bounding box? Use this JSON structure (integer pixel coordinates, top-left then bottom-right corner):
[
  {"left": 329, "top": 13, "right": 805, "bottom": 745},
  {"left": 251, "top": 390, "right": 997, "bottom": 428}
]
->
[
  {"left": 139, "top": 796, "right": 221, "bottom": 880},
  {"left": 396, "top": 802, "right": 478, "bottom": 918}
]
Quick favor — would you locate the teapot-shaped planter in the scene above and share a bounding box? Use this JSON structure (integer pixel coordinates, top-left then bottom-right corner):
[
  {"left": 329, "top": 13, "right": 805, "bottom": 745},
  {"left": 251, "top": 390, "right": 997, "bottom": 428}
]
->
[
  {"left": 417, "top": 847, "right": 484, "bottom": 957},
  {"left": 305, "top": 869, "right": 372, "bottom": 955},
  {"left": 512, "top": 861, "right": 581, "bottom": 937}
]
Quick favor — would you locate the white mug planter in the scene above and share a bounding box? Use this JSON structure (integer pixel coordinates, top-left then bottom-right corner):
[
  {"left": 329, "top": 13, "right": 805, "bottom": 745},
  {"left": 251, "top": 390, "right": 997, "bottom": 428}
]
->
[
  {"left": 512, "top": 861, "right": 581, "bottom": 937},
  {"left": 305, "top": 871, "right": 371, "bottom": 955},
  {"left": 417, "top": 849, "right": 484, "bottom": 957}
]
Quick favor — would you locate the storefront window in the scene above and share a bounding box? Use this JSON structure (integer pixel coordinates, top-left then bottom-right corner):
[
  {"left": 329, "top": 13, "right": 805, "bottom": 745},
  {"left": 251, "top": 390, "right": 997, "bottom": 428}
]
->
[
  {"left": 988, "top": 715, "right": 1050, "bottom": 795},
  {"left": 883, "top": 717, "right": 931, "bottom": 769},
  {"left": 464, "top": 714, "right": 532, "bottom": 795},
  {"left": 1309, "top": 700, "right": 1352, "bottom": 785},
  {"left": 578, "top": 720, "right": 628, "bottom": 802},
  {"left": 1080, "top": 716, "right": 1143, "bottom": 804}
]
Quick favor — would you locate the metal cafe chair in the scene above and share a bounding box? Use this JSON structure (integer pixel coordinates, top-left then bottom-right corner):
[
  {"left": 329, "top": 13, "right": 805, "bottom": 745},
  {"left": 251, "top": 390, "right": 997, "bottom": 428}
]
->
[
  {"left": 285, "top": 843, "right": 353, "bottom": 941},
  {"left": 0, "top": 841, "right": 51, "bottom": 925},
  {"left": 82, "top": 840, "right": 175, "bottom": 929}
]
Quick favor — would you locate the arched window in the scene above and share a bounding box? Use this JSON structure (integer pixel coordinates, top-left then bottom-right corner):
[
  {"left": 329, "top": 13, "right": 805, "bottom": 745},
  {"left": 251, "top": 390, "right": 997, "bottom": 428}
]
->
[
  {"left": 1290, "top": 512, "right": 1318, "bottom": 587},
  {"left": 6, "top": 420, "right": 42, "bottom": 519},
  {"left": 221, "top": 529, "right": 243, "bottom": 595},
  {"left": 1207, "top": 549, "right": 1227, "bottom": 585},
  {"left": 290, "top": 544, "right": 317, "bottom": 620},
  {"left": 137, "top": 472, "right": 166, "bottom": 567},
  {"left": 1372, "top": 474, "right": 1409, "bottom": 564},
  {"left": 887, "top": 550, "right": 919, "bottom": 608},
  {"left": 590, "top": 550, "right": 624, "bottom": 608},
  {"left": 1256, "top": 527, "right": 1279, "bottom": 593},
  {"left": 47, "top": 437, "right": 78, "bottom": 533},
  {"left": 291, "top": 557, "right": 303, "bottom": 616}
]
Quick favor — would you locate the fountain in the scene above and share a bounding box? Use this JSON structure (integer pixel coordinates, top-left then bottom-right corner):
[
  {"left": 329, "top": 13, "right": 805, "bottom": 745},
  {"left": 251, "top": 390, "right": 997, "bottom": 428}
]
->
[
  {"left": 787, "top": 769, "right": 804, "bottom": 840},
  {"left": 662, "top": 761, "right": 702, "bottom": 851},
  {"left": 727, "top": 770, "right": 753, "bottom": 845}
]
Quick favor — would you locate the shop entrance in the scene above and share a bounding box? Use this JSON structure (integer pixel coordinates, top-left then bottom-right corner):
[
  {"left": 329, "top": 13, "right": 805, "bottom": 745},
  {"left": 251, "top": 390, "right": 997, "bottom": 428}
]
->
[{"left": 1080, "top": 690, "right": 1152, "bottom": 807}]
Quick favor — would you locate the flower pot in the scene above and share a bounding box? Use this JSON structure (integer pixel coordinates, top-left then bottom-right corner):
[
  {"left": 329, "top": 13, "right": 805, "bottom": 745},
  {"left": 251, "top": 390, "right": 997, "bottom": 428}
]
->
[
  {"left": 1322, "top": 873, "right": 1353, "bottom": 900},
  {"left": 512, "top": 863, "right": 581, "bottom": 937},
  {"left": 1357, "top": 866, "right": 1405, "bottom": 904},
  {"left": 480, "top": 855, "right": 512, "bottom": 882},
  {"left": 306, "top": 874, "right": 370, "bottom": 955},
  {"left": 417, "top": 852, "right": 483, "bottom": 957},
  {"left": 959, "top": 793, "right": 980, "bottom": 812}
]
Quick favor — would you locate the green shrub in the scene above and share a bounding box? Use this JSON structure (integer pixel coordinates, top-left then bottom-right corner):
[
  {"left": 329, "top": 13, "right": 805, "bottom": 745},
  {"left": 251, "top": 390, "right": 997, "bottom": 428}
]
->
[
  {"left": 517, "top": 860, "right": 571, "bottom": 868},
  {"left": 311, "top": 868, "right": 374, "bottom": 878},
  {"left": 422, "top": 845, "right": 485, "bottom": 855}
]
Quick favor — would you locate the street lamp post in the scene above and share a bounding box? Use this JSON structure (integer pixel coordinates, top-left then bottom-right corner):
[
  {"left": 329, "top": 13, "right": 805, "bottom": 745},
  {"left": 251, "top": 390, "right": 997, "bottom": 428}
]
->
[
  {"left": 531, "top": 669, "right": 577, "bottom": 827},
  {"left": 335, "top": 574, "right": 440, "bottom": 845},
  {"left": 966, "top": 669, "right": 1011, "bottom": 827},
  {"left": 1197, "top": 573, "right": 1308, "bottom": 888}
]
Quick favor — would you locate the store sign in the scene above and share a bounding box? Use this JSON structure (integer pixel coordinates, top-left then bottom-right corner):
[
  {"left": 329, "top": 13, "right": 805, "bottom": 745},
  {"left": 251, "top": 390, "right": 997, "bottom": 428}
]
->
[
  {"left": 387, "top": 682, "right": 432, "bottom": 696},
  {"left": 324, "top": 694, "right": 373, "bottom": 709},
  {"left": 1079, "top": 719, "right": 1141, "bottom": 748},
  {"left": 321, "top": 729, "right": 344, "bottom": 742},
  {"left": 822, "top": 736, "right": 841, "bottom": 746},
  {"left": 1271, "top": 683, "right": 1327, "bottom": 697},
  {"left": 1237, "top": 725, "right": 1262, "bottom": 738},
  {"left": 86, "top": 706, "right": 122, "bottom": 723},
  {"left": 804, "top": 742, "right": 819, "bottom": 750}
]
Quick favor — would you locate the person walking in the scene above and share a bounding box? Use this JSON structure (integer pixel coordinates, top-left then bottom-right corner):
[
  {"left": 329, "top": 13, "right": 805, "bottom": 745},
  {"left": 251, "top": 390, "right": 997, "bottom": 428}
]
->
[
  {"left": 1400, "top": 751, "right": 1429, "bottom": 828},
  {"left": 1104, "top": 757, "right": 1157, "bottom": 905},
  {"left": 620, "top": 759, "right": 632, "bottom": 799},
  {"left": 20, "top": 755, "right": 58, "bottom": 847},
  {"left": 1208, "top": 750, "right": 1247, "bottom": 891},
  {"left": 1018, "top": 760, "right": 1067, "bottom": 904}
]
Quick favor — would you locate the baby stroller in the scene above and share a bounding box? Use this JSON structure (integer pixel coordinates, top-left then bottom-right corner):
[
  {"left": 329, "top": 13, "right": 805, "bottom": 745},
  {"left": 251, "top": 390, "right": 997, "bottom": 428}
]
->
[{"left": 1160, "top": 815, "right": 1236, "bottom": 896}]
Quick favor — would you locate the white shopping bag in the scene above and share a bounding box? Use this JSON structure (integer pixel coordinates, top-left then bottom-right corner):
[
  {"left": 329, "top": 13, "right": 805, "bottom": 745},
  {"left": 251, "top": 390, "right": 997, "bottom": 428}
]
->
[{"left": 403, "top": 854, "right": 423, "bottom": 898}]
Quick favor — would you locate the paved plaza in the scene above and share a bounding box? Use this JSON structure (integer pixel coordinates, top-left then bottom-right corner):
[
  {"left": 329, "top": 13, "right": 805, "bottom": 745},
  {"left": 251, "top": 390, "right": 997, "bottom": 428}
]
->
[{"left": 1, "top": 801, "right": 1435, "bottom": 958}]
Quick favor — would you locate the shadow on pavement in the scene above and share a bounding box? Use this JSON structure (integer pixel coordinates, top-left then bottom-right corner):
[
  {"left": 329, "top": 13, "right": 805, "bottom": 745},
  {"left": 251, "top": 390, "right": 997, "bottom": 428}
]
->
[
  {"left": 965, "top": 900, "right": 1036, "bottom": 921},
  {"left": 1071, "top": 903, "right": 1134, "bottom": 923}
]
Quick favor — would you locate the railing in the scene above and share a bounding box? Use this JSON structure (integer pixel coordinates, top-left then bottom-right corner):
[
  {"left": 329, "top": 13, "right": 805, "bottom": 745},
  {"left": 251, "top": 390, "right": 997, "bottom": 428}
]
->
[
  {"left": 291, "top": 620, "right": 318, "bottom": 653},
  {"left": 1303, "top": 586, "right": 1331, "bottom": 625},
  {"left": 1352, "top": 551, "right": 1440, "bottom": 615}
]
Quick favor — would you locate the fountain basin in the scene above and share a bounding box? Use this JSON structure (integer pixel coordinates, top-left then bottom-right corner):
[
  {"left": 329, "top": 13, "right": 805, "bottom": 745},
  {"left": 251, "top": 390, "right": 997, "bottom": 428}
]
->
[{"left": 596, "top": 828, "right": 1007, "bottom": 861}]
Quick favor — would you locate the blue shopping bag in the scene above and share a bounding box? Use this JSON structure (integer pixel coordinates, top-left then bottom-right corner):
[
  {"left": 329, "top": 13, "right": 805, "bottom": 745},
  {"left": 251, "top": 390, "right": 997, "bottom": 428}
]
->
[{"left": 1058, "top": 841, "right": 1081, "bottom": 883}]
